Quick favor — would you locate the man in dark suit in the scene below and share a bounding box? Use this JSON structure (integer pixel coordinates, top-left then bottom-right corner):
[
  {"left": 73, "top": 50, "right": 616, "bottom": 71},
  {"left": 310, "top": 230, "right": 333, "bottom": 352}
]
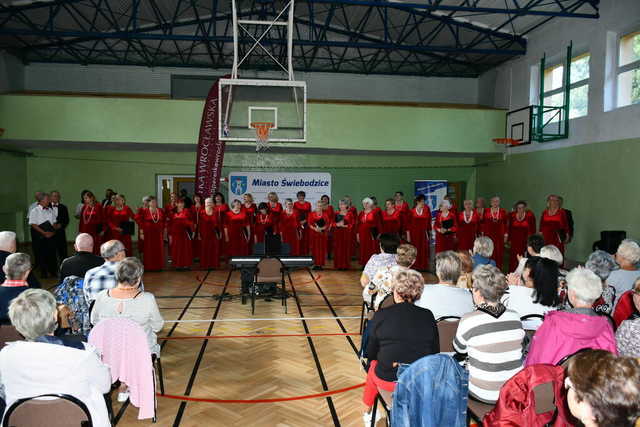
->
[
  {"left": 0, "top": 231, "right": 41, "bottom": 288},
  {"left": 59, "top": 233, "right": 104, "bottom": 281},
  {"left": 50, "top": 191, "right": 69, "bottom": 262},
  {"left": 559, "top": 196, "right": 574, "bottom": 244}
]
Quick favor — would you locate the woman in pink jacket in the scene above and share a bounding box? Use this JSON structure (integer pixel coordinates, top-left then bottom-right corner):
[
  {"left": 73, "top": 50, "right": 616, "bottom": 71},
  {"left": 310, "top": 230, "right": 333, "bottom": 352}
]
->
[{"left": 525, "top": 267, "right": 617, "bottom": 366}]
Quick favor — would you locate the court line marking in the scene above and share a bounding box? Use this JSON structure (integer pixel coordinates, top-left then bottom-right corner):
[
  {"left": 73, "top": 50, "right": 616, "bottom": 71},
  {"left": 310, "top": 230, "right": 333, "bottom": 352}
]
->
[
  {"left": 157, "top": 382, "right": 365, "bottom": 403},
  {"left": 162, "top": 316, "right": 360, "bottom": 323},
  {"left": 159, "top": 332, "right": 362, "bottom": 340}
]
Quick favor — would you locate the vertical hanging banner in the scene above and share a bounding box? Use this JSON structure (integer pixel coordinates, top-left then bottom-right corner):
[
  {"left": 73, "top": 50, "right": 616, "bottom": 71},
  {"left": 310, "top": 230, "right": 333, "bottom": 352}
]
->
[{"left": 195, "top": 79, "right": 225, "bottom": 198}]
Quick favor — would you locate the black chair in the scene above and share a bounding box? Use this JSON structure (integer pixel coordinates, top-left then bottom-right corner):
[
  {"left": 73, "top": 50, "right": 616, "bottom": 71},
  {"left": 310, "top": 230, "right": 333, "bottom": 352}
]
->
[
  {"left": 592, "top": 231, "right": 626, "bottom": 254},
  {"left": 370, "top": 390, "right": 392, "bottom": 427},
  {"left": 3, "top": 394, "right": 92, "bottom": 427},
  {"left": 253, "top": 257, "right": 287, "bottom": 315},
  {"left": 0, "top": 324, "right": 23, "bottom": 349},
  {"left": 436, "top": 316, "right": 461, "bottom": 353}
]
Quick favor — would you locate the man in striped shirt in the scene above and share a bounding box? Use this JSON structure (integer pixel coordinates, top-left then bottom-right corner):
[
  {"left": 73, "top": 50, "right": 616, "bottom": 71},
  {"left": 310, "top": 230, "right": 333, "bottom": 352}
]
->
[{"left": 454, "top": 264, "right": 525, "bottom": 403}]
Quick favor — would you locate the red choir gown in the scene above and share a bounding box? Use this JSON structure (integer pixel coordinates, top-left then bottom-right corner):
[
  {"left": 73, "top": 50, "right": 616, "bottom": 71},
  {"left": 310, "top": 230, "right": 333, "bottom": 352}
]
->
[
  {"left": 540, "top": 209, "right": 569, "bottom": 254},
  {"left": 508, "top": 211, "right": 537, "bottom": 272},
  {"left": 225, "top": 210, "right": 250, "bottom": 256},
  {"left": 323, "top": 204, "right": 335, "bottom": 256},
  {"left": 106, "top": 205, "right": 136, "bottom": 255},
  {"left": 333, "top": 211, "right": 354, "bottom": 269},
  {"left": 199, "top": 209, "right": 221, "bottom": 269},
  {"left": 349, "top": 206, "right": 359, "bottom": 254},
  {"left": 482, "top": 208, "right": 508, "bottom": 270},
  {"left": 293, "top": 201, "right": 312, "bottom": 255},
  {"left": 435, "top": 210, "right": 458, "bottom": 253},
  {"left": 136, "top": 207, "right": 145, "bottom": 255},
  {"left": 214, "top": 203, "right": 230, "bottom": 257},
  {"left": 394, "top": 201, "right": 410, "bottom": 235},
  {"left": 268, "top": 201, "right": 283, "bottom": 222},
  {"left": 168, "top": 209, "right": 194, "bottom": 268},
  {"left": 190, "top": 206, "right": 202, "bottom": 261},
  {"left": 381, "top": 208, "right": 402, "bottom": 237},
  {"left": 79, "top": 203, "right": 104, "bottom": 255},
  {"left": 308, "top": 211, "right": 330, "bottom": 267},
  {"left": 357, "top": 210, "right": 383, "bottom": 266},
  {"left": 457, "top": 210, "right": 480, "bottom": 252},
  {"left": 254, "top": 212, "right": 277, "bottom": 243},
  {"left": 407, "top": 206, "right": 431, "bottom": 271},
  {"left": 279, "top": 210, "right": 300, "bottom": 256},
  {"left": 163, "top": 203, "right": 175, "bottom": 253},
  {"left": 136, "top": 208, "right": 165, "bottom": 271}
]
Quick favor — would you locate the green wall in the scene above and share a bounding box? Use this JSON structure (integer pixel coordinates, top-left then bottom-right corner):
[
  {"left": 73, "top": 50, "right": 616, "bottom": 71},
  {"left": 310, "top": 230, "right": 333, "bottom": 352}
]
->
[
  {"left": 0, "top": 95, "right": 505, "bottom": 153},
  {"left": 0, "top": 151, "right": 28, "bottom": 239},
  {"left": 476, "top": 137, "right": 640, "bottom": 262},
  {"left": 21, "top": 149, "right": 477, "bottom": 242}
]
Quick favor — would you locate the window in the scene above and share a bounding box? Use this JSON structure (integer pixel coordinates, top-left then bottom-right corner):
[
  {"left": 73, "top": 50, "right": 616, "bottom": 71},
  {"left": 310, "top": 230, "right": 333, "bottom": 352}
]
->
[
  {"left": 542, "top": 53, "right": 590, "bottom": 120},
  {"left": 617, "top": 31, "right": 640, "bottom": 107}
]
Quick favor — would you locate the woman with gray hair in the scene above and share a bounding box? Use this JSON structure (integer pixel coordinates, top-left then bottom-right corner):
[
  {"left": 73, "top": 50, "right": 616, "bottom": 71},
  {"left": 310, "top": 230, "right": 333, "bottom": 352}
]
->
[
  {"left": 481, "top": 196, "right": 508, "bottom": 269},
  {"left": 362, "top": 269, "right": 439, "bottom": 425},
  {"left": 0, "top": 253, "right": 31, "bottom": 323},
  {"left": 0, "top": 289, "right": 111, "bottom": 426},
  {"left": 525, "top": 267, "right": 617, "bottom": 367},
  {"left": 357, "top": 197, "right": 382, "bottom": 266},
  {"left": 454, "top": 264, "right": 524, "bottom": 403},
  {"left": 608, "top": 239, "right": 640, "bottom": 307},
  {"left": 91, "top": 257, "right": 163, "bottom": 355},
  {"left": 415, "top": 251, "right": 473, "bottom": 319},
  {"left": 472, "top": 236, "right": 496, "bottom": 268},
  {"left": 585, "top": 250, "right": 617, "bottom": 314}
]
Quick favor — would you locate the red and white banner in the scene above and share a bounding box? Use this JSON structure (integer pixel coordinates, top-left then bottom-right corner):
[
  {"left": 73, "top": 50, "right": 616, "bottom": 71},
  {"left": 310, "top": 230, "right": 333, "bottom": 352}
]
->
[{"left": 195, "top": 79, "right": 225, "bottom": 198}]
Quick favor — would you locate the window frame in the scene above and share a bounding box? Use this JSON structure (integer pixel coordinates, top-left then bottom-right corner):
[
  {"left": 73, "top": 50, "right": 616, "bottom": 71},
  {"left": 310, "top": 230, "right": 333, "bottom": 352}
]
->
[
  {"left": 542, "top": 52, "right": 590, "bottom": 119},
  {"left": 616, "top": 30, "right": 640, "bottom": 108}
]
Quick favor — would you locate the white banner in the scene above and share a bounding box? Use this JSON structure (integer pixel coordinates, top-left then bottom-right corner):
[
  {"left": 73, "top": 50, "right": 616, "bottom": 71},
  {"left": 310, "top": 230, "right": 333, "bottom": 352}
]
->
[{"left": 228, "top": 171, "right": 332, "bottom": 205}]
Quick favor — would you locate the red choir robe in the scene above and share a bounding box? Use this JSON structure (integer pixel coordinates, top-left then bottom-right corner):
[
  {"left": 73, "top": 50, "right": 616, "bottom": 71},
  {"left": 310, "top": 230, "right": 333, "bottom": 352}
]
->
[
  {"left": 508, "top": 210, "right": 537, "bottom": 272},
  {"left": 323, "top": 204, "right": 335, "bottom": 256},
  {"left": 407, "top": 206, "right": 431, "bottom": 271},
  {"left": 267, "top": 201, "right": 283, "bottom": 223},
  {"left": 293, "top": 201, "right": 312, "bottom": 255},
  {"left": 435, "top": 210, "right": 458, "bottom": 253},
  {"left": 381, "top": 208, "right": 403, "bottom": 237},
  {"left": 394, "top": 201, "right": 410, "bottom": 234},
  {"left": 79, "top": 203, "right": 104, "bottom": 255},
  {"left": 225, "top": 210, "right": 250, "bottom": 256},
  {"left": 349, "top": 206, "right": 359, "bottom": 254},
  {"left": 190, "top": 205, "right": 202, "bottom": 260},
  {"left": 214, "top": 203, "right": 230, "bottom": 257},
  {"left": 308, "top": 211, "right": 331, "bottom": 267},
  {"left": 482, "top": 208, "right": 509, "bottom": 270},
  {"left": 357, "top": 210, "right": 383, "bottom": 266},
  {"left": 457, "top": 210, "right": 481, "bottom": 252},
  {"left": 333, "top": 210, "right": 354, "bottom": 269},
  {"left": 168, "top": 209, "right": 194, "bottom": 268},
  {"left": 135, "top": 208, "right": 165, "bottom": 271},
  {"left": 199, "top": 208, "right": 221, "bottom": 269},
  {"left": 279, "top": 209, "right": 300, "bottom": 256},
  {"left": 106, "top": 205, "right": 136, "bottom": 255},
  {"left": 540, "top": 209, "right": 569, "bottom": 254},
  {"left": 254, "top": 212, "right": 277, "bottom": 244}
]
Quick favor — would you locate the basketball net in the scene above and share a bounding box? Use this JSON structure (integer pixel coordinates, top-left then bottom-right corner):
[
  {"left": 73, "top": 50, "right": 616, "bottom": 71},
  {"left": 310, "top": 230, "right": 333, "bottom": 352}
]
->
[{"left": 252, "top": 122, "right": 274, "bottom": 152}]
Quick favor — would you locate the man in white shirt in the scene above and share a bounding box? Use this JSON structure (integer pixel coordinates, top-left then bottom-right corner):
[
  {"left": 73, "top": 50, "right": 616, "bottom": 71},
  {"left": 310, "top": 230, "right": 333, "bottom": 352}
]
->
[
  {"left": 415, "top": 251, "right": 474, "bottom": 320},
  {"left": 28, "top": 193, "right": 59, "bottom": 278}
]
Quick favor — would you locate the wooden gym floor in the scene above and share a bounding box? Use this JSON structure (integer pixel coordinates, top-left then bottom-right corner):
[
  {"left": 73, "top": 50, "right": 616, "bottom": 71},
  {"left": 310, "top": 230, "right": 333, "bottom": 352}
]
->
[{"left": 102, "top": 264, "right": 412, "bottom": 427}]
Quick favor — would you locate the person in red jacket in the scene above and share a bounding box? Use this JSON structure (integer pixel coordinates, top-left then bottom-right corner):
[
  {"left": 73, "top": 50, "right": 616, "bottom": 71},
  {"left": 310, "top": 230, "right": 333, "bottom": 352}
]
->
[
  {"left": 293, "top": 191, "right": 312, "bottom": 255},
  {"left": 507, "top": 201, "right": 537, "bottom": 272},
  {"left": 78, "top": 191, "right": 104, "bottom": 256},
  {"left": 135, "top": 196, "right": 165, "bottom": 271},
  {"left": 105, "top": 194, "right": 135, "bottom": 255},
  {"left": 457, "top": 199, "right": 480, "bottom": 252},
  {"left": 332, "top": 199, "right": 355, "bottom": 270},
  {"left": 279, "top": 199, "right": 300, "bottom": 256},
  {"left": 167, "top": 198, "right": 194, "bottom": 269},
  {"left": 540, "top": 194, "right": 570, "bottom": 254},
  {"left": 434, "top": 200, "right": 458, "bottom": 253},
  {"left": 199, "top": 197, "right": 221, "bottom": 270},
  {"left": 308, "top": 201, "right": 331, "bottom": 270},
  {"left": 483, "top": 196, "right": 508, "bottom": 270}
]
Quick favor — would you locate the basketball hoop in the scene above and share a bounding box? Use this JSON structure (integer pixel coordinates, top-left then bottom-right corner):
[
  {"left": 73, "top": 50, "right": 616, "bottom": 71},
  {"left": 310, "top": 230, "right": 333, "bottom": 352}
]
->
[
  {"left": 493, "top": 138, "right": 523, "bottom": 147},
  {"left": 251, "top": 122, "right": 274, "bottom": 152}
]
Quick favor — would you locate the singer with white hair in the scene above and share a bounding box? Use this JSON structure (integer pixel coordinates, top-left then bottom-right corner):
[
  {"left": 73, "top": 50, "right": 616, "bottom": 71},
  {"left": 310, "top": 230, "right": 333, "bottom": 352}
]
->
[
  {"left": 482, "top": 196, "right": 508, "bottom": 270},
  {"left": 434, "top": 199, "right": 458, "bottom": 253},
  {"left": 357, "top": 197, "right": 383, "bottom": 267}
]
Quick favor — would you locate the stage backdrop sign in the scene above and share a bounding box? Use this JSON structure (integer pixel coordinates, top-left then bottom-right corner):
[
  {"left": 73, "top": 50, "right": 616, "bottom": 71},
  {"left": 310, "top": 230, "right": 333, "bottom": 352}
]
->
[
  {"left": 415, "top": 180, "right": 448, "bottom": 241},
  {"left": 228, "top": 172, "right": 332, "bottom": 205}
]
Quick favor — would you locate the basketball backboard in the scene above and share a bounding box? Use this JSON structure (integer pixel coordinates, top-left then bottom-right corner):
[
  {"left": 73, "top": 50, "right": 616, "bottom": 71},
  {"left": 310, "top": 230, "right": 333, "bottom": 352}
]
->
[{"left": 505, "top": 106, "right": 532, "bottom": 144}]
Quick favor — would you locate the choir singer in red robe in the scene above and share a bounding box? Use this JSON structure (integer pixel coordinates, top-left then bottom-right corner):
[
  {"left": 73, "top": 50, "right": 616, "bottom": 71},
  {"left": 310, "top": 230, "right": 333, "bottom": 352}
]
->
[
  {"left": 136, "top": 196, "right": 165, "bottom": 271},
  {"left": 199, "top": 197, "right": 222, "bottom": 270},
  {"left": 482, "top": 196, "right": 508, "bottom": 270},
  {"left": 225, "top": 200, "right": 251, "bottom": 257},
  {"left": 457, "top": 199, "right": 480, "bottom": 252},
  {"left": 168, "top": 198, "right": 194, "bottom": 270},
  {"left": 406, "top": 195, "right": 431, "bottom": 271},
  {"left": 333, "top": 199, "right": 354, "bottom": 270},
  {"left": 294, "top": 191, "right": 311, "bottom": 255},
  {"left": 381, "top": 199, "right": 402, "bottom": 238},
  {"left": 254, "top": 202, "right": 276, "bottom": 244},
  {"left": 308, "top": 201, "right": 330, "bottom": 269},
  {"left": 105, "top": 194, "right": 135, "bottom": 255},
  {"left": 357, "top": 198, "right": 382, "bottom": 267},
  {"left": 434, "top": 199, "right": 458, "bottom": 253},
  {"left": 279, "top": 199, "right": 300, "bottom": 256},
  {"left": 540, "top": 194, "right": 570, "bottom": 254},
  {"left": 79, "top": 191, "right": 104, "bottom": 255},
  {"left": 507, "top": 200, "right": 536, "bottom": 272}
]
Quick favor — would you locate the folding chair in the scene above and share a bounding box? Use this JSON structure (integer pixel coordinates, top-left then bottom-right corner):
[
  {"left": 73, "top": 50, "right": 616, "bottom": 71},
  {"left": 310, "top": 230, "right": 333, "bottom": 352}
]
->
[
  {"left": 253, "top": 257, "right": 287, "bottom": 315},
  {"left": 436, "top": 316, "right": 461, "bottom": 353},
  {"left": 0, "top": 324, "right": 22, "bottom": 349},
  {"left": 3, "top": 393, "right": 92, "bottom": 427}
]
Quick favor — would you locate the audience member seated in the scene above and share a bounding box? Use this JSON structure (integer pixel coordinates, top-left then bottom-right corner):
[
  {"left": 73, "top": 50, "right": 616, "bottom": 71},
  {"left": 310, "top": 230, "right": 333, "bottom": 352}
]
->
[
  {"left": 0, "top": 289, "right": 111, "bottom": 427},
  {"left": 91, "top": 257, "right": 163, "bottom": 356},
  {"left": 0, "top": 231, "right": 40, "bottom": 288},
  {"left": 471, "top": 236, "right": 496, "bottom": 268},
  {"left": 608, "top": 239, "right": 640, "bottom": 307},
  {"left": 59, "top": 233, "right": 104, "bottom": 282},
  {"left": 504, "top": 257, "right": 560, "bottom": 329},
  {"left": 615, "top": 278, "right": 640, "bottom": 357},
  {"left": 585, "top": 250, "right": 617, "bottom": 314},
  {"left": 456, "top": 250, "right": 473, "bottom": 289},
  {"left": 512, "top": 234, "right": 545, "bottom": 277},
  {"left": 454, "top": 265, "right": 524, "bottom": 404},
  {"left": 415, "top": 251, "right": 473, "bottom": 319},
  {"left": 363, "top": 244, "right": 417, "bottom": 310},
  {"left": 613, "top": 277, "right": 640, "bottom": 328},
  {"left": 360, "top": 233, "right": 400, "bottom": 288},
  {"left": 83, "top": 239, "right": 126, "bottom": 303},
  {"left": 0, "top": 253, "right": 32, "bottom": 323},
  {"left": 525, "top": 267, "right": 617, "bottom": 367},
  {"left": 540, "top": 244, "right": 565, "bottom": 270},
  {"left": 362, "top": 269, "right": 439, "bottom": 426},
  {"left": 565, "top": 350, "right": 640, "bottom": 427}
]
